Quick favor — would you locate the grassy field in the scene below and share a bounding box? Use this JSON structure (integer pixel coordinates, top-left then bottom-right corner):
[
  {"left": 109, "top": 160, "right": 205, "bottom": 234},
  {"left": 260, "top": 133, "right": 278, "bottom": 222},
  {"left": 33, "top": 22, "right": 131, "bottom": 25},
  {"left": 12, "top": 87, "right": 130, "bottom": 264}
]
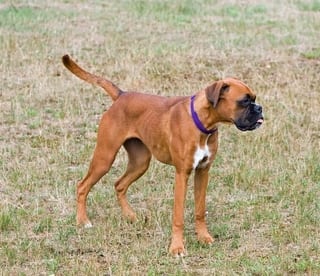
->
[{"left": 1, "top": 0, "right": 319, "bottom": 274}]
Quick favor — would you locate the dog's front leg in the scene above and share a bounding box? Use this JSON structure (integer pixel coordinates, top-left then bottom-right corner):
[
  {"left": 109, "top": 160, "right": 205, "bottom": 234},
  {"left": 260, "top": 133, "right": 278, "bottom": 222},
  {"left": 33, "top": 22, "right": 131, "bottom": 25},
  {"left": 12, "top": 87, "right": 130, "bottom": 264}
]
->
[
  {"left": 194, "top": 168, "right": 214, "bottom": 244},
  {"left": 169, "top": 170, "right": 190, "bottom": 256}
]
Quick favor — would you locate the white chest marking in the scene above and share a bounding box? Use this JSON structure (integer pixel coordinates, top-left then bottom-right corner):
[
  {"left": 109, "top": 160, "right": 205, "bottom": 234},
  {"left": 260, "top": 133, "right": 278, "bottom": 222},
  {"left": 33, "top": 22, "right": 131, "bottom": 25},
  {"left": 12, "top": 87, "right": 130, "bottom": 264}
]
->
[{"left": 193, "top": 144, "right": 211, "bottom": 169}]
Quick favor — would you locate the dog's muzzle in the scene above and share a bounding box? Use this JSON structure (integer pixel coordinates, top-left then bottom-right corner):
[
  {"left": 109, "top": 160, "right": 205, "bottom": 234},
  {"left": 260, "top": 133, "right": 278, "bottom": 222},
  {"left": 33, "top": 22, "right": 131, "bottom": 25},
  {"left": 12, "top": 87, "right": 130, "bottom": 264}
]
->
[{"left": 235, "top": 103, "right": 264, "bottom": 131}]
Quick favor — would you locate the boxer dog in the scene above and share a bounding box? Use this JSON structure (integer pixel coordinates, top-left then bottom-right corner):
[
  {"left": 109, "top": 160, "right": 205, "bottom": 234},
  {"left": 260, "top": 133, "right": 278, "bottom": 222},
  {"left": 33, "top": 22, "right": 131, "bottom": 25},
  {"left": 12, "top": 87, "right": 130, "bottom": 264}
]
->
[{"left": 62, "top": 55, "right": 263, "bottom": 256}]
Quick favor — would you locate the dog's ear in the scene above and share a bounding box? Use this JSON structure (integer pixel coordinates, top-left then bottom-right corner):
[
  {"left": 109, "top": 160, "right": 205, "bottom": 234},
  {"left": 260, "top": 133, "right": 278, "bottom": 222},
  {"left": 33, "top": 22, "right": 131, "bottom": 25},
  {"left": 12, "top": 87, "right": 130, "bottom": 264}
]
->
[{"left": 205, "top": 81, "right": 229, "bottom": 108}]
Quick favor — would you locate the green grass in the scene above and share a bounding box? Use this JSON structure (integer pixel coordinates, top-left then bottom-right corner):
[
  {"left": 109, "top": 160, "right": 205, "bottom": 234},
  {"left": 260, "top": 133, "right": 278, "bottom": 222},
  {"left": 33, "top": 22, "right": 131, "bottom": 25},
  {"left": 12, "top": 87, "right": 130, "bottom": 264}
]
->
[
  {"left": 302, "top": 47, "right": 320, "bottom": 59},
  {"left": 0, "top": 0, "right": 319, "bottom": 274},
  {"left": 295, "top": 0, "right": 320, "bottom": 11}
]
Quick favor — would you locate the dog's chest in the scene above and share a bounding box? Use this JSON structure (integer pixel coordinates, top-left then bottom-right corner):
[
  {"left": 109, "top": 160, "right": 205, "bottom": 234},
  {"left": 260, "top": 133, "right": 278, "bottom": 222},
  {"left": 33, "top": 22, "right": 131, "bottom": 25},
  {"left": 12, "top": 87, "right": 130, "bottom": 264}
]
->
[{"left": 193, "top": 144, "right": 211, "bottom": 169}]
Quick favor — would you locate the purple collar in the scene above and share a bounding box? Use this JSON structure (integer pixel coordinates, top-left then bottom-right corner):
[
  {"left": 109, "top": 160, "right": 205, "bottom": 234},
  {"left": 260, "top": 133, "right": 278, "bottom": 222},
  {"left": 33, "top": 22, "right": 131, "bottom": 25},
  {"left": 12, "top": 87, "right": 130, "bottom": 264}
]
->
[{"left": 190, "top": 95, "right": 218, "bottom": 135}]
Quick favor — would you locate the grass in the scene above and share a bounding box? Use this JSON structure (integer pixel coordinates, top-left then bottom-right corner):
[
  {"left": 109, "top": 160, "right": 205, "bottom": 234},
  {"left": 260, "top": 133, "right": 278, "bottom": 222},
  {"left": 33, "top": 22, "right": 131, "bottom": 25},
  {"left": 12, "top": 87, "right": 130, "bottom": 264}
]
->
[{"left": 0, "top": 0, "right": 319, "bottom": 274}]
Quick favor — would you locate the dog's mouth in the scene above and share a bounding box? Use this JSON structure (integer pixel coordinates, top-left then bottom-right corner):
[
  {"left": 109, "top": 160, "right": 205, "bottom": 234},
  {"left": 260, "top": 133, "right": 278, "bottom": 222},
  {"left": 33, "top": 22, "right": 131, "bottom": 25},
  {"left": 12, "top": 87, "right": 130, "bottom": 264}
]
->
[{"left": 235, "top": 117, "right": 264, "bottom": 131}]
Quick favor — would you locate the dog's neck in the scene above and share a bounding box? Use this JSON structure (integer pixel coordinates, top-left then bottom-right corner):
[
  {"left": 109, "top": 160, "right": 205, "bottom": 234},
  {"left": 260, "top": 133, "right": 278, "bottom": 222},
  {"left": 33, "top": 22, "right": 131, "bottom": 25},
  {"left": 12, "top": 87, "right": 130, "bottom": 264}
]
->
[{"left": 190, "top": 94, "right": 218, "bottom": 135}]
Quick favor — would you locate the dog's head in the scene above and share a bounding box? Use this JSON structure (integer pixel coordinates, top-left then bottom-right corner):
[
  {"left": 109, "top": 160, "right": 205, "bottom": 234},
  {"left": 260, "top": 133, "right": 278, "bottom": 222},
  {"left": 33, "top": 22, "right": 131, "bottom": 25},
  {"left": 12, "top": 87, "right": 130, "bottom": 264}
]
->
[{"left": 205, "top": 78, "right": 264, "bottom": 131}]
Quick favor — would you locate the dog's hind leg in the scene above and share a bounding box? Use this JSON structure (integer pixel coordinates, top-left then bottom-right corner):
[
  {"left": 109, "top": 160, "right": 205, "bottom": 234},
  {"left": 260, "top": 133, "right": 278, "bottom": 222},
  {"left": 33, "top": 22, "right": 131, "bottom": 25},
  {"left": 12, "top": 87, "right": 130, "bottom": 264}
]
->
[
  {"left": 114, "top": 138, "right": 151, "bottom": 222},
  {"left": 76, "top": 113, "right": 124, "bottom": 227}
]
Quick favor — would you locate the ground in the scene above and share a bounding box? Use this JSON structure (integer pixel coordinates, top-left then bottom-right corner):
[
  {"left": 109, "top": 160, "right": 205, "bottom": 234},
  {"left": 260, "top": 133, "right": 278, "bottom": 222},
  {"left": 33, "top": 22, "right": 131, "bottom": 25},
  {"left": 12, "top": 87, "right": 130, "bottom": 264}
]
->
[{"left": 0, "top": 0, "right": 319, "bottom": 275}]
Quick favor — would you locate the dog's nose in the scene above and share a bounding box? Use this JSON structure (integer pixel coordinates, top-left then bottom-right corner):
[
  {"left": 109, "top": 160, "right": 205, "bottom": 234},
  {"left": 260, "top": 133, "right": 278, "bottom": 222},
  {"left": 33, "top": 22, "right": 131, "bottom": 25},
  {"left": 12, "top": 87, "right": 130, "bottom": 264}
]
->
[{"left": 254, "top": 104, "right": 262, "bottom": 113}]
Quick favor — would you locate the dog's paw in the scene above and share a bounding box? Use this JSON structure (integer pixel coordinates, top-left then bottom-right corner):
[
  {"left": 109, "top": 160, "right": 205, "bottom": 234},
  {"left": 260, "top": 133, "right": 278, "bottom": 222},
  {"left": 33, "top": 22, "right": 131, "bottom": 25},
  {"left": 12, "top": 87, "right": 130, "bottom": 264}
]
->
[
  {"left": 169, "top": 240, "right": 186, "bottom": 257},
  {"left": 84, "top": 221, "right": 93, "bottom": 228},
  {"left": 197, "top": 232, "right": 214, "bottom": 244},
  {"left": 122, "top": 209, "right": 137, "bottom": 223},
  {"left": 77, "top": 217, "right": 93, "bottom": 228}
]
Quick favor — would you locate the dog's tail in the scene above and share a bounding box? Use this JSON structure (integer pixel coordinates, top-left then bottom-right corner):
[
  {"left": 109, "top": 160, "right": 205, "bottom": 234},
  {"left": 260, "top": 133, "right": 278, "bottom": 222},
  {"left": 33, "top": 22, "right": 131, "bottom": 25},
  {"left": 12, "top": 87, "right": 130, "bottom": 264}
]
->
[{"left": 62, "top": 55, "right": 122, "bottom": 101}]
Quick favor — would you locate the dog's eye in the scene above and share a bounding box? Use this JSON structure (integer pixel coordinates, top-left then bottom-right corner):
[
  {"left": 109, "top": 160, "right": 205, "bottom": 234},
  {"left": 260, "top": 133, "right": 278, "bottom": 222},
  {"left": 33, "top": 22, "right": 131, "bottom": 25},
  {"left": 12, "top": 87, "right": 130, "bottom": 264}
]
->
[{"left": 240, "top": 98, "right": 251, "bottom": 107}]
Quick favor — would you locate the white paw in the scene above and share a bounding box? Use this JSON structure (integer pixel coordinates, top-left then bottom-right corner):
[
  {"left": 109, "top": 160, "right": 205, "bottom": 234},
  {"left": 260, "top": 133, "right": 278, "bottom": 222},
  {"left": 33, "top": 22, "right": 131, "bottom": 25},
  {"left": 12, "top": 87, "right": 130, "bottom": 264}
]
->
[
  {"left": 175, "top": 252, "right": 185, "bottom": 258},
  {"left": 84, "top": 222, "right": 93, "bottom": 228}
]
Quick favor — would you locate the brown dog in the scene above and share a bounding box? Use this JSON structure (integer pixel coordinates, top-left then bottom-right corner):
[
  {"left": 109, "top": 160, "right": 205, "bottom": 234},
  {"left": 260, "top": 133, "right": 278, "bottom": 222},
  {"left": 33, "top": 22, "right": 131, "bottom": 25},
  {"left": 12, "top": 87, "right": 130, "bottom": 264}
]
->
[{"left": 62, "top": 55, "right": 263, "bottom": 256}]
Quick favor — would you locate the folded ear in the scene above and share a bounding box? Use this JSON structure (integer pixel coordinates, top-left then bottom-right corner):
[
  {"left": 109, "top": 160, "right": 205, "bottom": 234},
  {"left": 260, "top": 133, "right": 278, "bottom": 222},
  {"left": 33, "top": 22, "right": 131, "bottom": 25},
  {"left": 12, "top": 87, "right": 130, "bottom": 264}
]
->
[{"left": 205, "top": 81, "right": 229, "bottom": 108}]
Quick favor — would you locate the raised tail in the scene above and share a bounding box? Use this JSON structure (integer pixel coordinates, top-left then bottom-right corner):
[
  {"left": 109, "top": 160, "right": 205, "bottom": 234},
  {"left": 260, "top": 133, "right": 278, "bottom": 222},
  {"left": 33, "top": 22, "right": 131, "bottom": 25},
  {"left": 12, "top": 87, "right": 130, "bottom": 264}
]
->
[{"left": 62, "top": 55, "right": 122, "bottom": 101}]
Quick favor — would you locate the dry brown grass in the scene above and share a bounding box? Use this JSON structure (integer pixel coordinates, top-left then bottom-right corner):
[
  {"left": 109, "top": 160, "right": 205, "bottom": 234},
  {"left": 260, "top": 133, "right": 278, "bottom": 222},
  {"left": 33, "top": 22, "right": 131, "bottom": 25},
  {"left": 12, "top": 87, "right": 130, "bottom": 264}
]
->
[{"left": 1, "top": 0, "right": 319, "bottom": 275}]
